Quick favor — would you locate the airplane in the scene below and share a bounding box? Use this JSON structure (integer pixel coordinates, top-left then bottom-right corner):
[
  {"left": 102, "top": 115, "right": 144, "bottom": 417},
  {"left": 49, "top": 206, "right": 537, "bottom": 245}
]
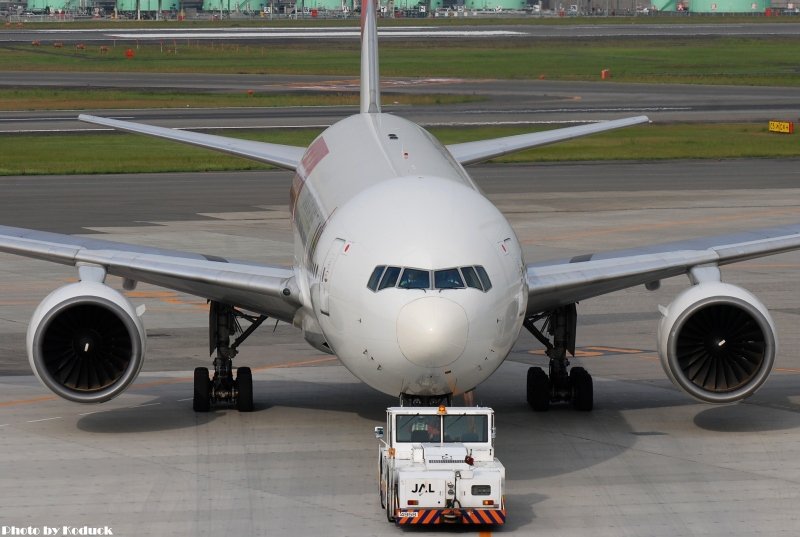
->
[{"left": 2, "top": 2, "right": 799, "bottom": 414}]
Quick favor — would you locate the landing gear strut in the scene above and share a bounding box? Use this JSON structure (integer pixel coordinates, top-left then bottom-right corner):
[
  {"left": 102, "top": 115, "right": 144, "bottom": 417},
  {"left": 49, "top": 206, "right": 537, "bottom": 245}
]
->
[
  {"left": 193, "top": 301, "right": 267, "bottom": 412},
  {"left": 523, "top": 304, "right": 593, "bottom": 411}
]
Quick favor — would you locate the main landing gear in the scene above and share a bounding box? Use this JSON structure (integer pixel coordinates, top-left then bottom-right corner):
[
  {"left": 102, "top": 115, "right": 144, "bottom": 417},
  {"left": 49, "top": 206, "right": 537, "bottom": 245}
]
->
[
  {"left": 523, "top": 304, "right": 593, "bottom": 412},
  {"left": 193, "top": 301, "right": 268, "bottom": 413}
]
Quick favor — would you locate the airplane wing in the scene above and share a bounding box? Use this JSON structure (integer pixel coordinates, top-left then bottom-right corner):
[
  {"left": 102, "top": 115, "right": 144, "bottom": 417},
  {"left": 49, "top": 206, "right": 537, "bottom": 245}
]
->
[
  {"left": 0, "top": 225, "right": 301, "bottom": 323},
  {"left": 526, "top": 223, "right": 800, "bottom": 313},
  {"left": 447, "top": 116, "right": 650, "bottom": 166},
  {"left": 79, "top": 114, "right": 306, "bottom": 171}
]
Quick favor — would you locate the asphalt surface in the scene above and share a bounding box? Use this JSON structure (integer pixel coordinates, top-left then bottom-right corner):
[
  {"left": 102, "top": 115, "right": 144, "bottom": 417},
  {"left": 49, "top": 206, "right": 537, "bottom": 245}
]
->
[
  {"left": 2, "top": 159, "right": 800, "bottom": 536},
  {"left": 3, "top": 159, "right": 800, "bottom": 235},
  {"left": 2, "top": 21, "right": 800, "bottom": 43}
]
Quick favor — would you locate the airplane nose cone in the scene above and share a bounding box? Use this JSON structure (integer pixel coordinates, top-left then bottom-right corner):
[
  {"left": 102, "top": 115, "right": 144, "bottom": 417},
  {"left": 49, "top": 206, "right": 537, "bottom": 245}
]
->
[{"left": 397, "top": 297, "right": 468, "bottom": 368}]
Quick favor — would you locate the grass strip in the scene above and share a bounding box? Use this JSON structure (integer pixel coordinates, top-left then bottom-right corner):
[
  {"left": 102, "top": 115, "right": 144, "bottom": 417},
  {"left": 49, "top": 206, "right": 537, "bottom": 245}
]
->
[
  {"left": 0, "top": 88, "right": 482, "bottom": 110},
  {"left": 1, "top": 123, "right": 798, "bottom": 176},
  {"left": 2, "top": 37, "right": 800, "bottom": 85}
]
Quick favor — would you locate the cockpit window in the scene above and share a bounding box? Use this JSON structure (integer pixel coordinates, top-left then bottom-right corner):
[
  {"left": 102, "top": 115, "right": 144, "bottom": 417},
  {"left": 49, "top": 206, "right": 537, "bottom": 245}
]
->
[
  {"left": 398, "top": 268, "right": 431, "bottom": 290},
  {"left": 434, "top": 268, "right": 464, "bottom": 289},
  {"left": 460, "top": 266, "right": 482, "bottom": 290},
  {"left": 475, "top": 265, "right": 493, "bottom": 291},
  {"left": 379, "top": 266, "right": 402, "bottom": 290},
  {"left": 367, "top": 266, "right": 386, "bottom": 291},
  {"left": 367, "top": 265, "right": 491, "bottom": 293}
]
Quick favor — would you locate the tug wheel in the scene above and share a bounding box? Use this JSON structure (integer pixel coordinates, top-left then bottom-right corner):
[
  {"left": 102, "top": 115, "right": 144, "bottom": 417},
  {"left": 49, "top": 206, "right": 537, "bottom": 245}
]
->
[{"left": 386, "top": 485, "right": 397, "bottom": 523}]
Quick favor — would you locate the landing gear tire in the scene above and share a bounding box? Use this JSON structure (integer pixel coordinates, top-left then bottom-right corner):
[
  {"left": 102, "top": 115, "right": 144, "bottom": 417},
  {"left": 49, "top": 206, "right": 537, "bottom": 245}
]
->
[
  {"left": 570, "top": 366, "right": 593, "bottom": 411},
  {"left": 526, "top": 366, "right": 551, "bottom": 411},
  {"left": 193, "top": 367, "right": 211, "bottom": 412},
  {"left": 236, "top": 366, "right": 254, "bottom": 412}
]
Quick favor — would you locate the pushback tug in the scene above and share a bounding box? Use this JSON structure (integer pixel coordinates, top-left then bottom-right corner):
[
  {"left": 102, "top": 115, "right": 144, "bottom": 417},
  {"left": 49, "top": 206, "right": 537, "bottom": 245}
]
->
[{"left": 376, "top": 405, "right": 505, "bottom": 526}]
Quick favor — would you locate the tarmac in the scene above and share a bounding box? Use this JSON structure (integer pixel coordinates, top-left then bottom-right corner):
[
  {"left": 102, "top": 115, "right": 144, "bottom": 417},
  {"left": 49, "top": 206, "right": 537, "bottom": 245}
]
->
[{"left": 2, "top": 159, "right": 800, "bottom": 535}]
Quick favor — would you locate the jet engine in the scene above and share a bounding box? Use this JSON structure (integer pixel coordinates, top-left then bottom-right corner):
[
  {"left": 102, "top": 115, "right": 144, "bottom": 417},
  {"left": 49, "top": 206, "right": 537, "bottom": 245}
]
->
[
  {"left": 657, "top": 282, "right": 776, "bottom": 404},
  {"left": 27, "top": 282, "right": 146, "bottom": 403}
]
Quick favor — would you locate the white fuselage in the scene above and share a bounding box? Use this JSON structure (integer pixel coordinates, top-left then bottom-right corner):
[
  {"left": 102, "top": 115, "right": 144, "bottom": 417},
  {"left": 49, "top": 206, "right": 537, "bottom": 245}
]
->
[{"left": 290, "top": 113, "right": 528, "bottom": 397}]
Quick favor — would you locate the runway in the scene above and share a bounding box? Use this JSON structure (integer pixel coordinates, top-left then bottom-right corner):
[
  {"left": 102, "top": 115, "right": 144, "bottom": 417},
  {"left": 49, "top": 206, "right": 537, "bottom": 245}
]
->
[
  {"left": 2, "top": 22, "right": 800, "bottom": 44},
  {"left": 2, "top": 76, "right": 799, "bottom": 132},
  {"left": 2, "top": 160, "right": 800, "bottom": 535}
]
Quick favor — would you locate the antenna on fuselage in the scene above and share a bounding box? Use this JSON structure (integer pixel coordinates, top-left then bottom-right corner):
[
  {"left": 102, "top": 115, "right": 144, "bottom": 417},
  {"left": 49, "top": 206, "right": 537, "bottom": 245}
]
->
[{"left": 360, "top": 0, "right": 381, "bottom": 114}]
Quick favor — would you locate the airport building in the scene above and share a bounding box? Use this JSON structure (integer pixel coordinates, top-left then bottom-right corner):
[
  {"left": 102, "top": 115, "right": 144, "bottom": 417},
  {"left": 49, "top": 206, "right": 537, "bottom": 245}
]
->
[
  {"left": 116, "top": 0, "right": 178, "bottom": 11},
  {"left": 18, "top": 0, "right": 791, "bottom": 17},
  {"left": 196, "top": 0, "right": 532, "bottom": 13},
  {"left": 685, "top": 0, "right": 770, "bottom": 11},
  {"left": 21, "top": 0, "right": 171, "bottom": 13},
  {"left": 648, "top": 0, "right": 770, "bottom": 11},
  {"left": 201, "top": 0, "right": 258, "bottom": 12},
  {"left": 200, "top": 0, "right": 352, "bottom": 13},
  {"left": 464, "top": 0, "right": 526, "bottom": 9},
  {"left": 24, "top": 0, "right": 78, "bottom": 11},
  {"left": 198, "top": 0, "right": 430, "bottom": 14}
]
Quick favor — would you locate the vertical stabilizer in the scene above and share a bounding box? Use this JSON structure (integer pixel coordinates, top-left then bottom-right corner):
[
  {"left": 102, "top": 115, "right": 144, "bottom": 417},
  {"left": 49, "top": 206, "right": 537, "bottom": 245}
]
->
[{"left": 360, "top": 0, "right": 381, "bottom": 114}]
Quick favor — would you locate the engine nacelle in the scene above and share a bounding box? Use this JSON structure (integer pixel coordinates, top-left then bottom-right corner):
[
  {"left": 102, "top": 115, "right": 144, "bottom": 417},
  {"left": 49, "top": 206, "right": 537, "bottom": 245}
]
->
[
  {"left": 657, "top": 282, "right": 776, "bottom": 404},
  {"left": 27, "top": 282, "right": 146, "bottom": 403}
]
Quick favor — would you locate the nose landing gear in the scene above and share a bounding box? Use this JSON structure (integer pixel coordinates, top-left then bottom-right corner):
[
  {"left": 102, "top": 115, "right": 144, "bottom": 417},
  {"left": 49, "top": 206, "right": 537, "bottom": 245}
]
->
[
  {"left": 193, "top": 301, "right": 267, "bottom": 412},
  {"left": 524, "top": 304, "right": 593, "bottom": 411}
]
